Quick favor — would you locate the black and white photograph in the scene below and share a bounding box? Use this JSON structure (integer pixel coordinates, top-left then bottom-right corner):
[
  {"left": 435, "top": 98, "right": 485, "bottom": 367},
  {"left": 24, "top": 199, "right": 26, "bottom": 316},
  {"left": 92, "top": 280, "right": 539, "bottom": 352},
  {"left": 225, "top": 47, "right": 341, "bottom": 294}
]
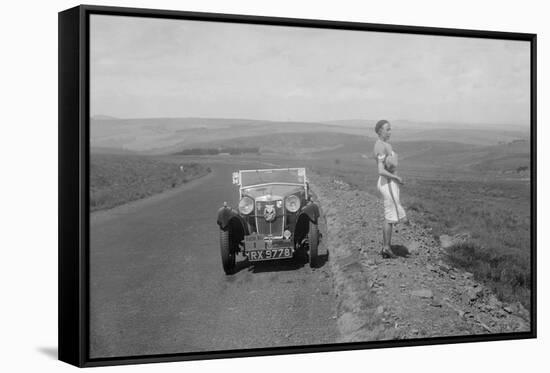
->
[
  {"left": 6, "top": 0, "right": 550, "bottom": 371},
  {"left": 86, "top": 11, "right": 534, "bottom": 360}
]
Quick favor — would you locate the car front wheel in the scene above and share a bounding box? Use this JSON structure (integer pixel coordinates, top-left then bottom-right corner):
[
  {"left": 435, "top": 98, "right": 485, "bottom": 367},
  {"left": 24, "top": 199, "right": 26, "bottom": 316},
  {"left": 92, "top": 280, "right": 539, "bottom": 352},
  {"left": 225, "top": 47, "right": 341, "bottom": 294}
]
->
[
  {"left": 220, "top": 229, "right": 236, "bottom": 275},
  {"left": 308, "top": 221, "right": 319, "bottom": 268}
]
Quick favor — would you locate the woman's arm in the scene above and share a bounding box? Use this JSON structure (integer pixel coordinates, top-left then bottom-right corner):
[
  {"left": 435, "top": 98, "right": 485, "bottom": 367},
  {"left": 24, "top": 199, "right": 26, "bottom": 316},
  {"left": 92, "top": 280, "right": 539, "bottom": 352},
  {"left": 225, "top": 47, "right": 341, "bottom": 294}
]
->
[
  {"left": 377, "top": 159, "right": 402, "bottom": 183},
  {"left": 373, "top": 141, "right": 402, "bottom": 183}
]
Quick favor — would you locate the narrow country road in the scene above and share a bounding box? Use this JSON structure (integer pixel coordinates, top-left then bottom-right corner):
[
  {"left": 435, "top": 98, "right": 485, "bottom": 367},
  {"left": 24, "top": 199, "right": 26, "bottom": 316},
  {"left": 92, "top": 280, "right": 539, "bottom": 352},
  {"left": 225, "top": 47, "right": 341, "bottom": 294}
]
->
[{"left": 90, "top": 161, "right": 337, "bottom": 358}]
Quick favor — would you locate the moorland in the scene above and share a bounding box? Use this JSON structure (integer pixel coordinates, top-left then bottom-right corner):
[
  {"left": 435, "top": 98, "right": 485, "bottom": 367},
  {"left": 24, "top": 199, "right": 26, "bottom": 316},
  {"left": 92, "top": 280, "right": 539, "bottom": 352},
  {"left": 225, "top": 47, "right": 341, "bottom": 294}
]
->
[{"left": 90, "top": 116, "right": 531, "bottom": 308}]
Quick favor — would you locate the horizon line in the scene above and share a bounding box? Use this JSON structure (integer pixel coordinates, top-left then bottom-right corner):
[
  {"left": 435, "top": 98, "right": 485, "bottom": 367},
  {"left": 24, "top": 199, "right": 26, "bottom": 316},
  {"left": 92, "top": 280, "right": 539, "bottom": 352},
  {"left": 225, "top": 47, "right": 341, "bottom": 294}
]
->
[{"left": 90, "top": 114, "right": 529, "bottom": 128}]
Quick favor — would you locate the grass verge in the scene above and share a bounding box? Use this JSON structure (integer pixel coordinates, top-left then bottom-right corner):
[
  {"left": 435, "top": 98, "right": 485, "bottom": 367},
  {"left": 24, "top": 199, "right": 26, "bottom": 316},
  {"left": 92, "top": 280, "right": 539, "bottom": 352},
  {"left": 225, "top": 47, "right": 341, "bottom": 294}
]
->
[
  {"left": 307, "top": 162, "right": 531, "bottom": 309},
  {"left": 90, "top": 153, "right": 211, "bottom": 211},
  {"left": 402, "top": 178, "right": 530, "bottom": 309}
]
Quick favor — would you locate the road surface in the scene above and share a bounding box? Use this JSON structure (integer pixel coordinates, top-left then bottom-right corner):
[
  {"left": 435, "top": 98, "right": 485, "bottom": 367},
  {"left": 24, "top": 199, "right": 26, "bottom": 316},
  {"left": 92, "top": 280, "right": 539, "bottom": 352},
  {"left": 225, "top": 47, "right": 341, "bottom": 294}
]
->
[{"left": 90, "top": 160, "right": 337, "bottom": 358}]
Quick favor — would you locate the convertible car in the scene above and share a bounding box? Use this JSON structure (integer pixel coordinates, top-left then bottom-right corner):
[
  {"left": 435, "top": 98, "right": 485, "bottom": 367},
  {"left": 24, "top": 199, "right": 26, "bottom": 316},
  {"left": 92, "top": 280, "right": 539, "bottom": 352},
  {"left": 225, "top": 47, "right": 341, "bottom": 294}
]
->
[{"left": 216, "top": 168, "right": 321, "bottom": 274}]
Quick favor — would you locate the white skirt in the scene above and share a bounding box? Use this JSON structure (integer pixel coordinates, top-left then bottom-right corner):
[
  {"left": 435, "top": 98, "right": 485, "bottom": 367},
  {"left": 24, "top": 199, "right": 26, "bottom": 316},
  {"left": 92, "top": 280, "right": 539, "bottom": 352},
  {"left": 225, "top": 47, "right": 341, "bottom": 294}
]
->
[{"left": 377, "top": 176, "right": 407, "bottom": 223}]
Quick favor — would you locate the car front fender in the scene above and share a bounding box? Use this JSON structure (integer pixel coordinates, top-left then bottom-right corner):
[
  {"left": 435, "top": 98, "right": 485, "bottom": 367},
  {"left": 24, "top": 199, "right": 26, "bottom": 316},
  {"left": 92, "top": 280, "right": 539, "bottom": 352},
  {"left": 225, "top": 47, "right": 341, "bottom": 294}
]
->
[
  {"left": 293, "top": 202, "right": 320, "bottom": 246},
  {"left": 217, "top": 206, "right": 238, "bottom": 229},
  {"left": 217, "top": 206, "right": 248, "bottom": 235},
  {"left": 299, "top": 201, "right": 320, "bottom": 224}
]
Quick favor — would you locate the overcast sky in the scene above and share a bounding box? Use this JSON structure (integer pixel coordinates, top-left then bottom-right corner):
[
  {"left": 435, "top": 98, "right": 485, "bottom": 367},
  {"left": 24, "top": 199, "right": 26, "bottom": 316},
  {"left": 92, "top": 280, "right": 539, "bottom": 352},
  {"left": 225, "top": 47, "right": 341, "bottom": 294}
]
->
[{"left": 90, "top": 14, "right": 530, "bottom": 125}]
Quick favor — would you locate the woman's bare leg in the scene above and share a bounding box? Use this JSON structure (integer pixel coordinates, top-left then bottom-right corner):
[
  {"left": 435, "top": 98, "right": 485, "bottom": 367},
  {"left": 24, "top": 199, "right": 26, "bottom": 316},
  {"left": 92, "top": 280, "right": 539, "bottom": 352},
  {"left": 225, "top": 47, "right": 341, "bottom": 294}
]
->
[
  {"left": 381, "top": 221, "right": 397, "bottom": 258},
  {"left": 382, "top": 221, "right": 395, "bottom": 258},
  {"left": 383, "top": 221, "right": 393, "bottom": 250}
]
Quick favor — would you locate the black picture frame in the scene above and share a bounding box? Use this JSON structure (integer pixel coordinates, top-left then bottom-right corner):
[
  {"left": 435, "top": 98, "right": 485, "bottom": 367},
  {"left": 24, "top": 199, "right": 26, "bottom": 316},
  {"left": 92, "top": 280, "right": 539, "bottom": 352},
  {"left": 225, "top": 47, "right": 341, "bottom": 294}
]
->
[{"left": 59, "top": 4, "right": 537, "bottom": 368}]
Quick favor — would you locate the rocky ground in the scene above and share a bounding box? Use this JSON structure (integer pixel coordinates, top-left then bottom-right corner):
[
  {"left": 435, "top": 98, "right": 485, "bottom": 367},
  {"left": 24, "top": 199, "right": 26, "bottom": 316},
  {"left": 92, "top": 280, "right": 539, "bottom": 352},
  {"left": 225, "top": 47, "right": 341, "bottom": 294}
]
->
[{"left": 309, "top": 174, "right": 530, "bottom": 342}]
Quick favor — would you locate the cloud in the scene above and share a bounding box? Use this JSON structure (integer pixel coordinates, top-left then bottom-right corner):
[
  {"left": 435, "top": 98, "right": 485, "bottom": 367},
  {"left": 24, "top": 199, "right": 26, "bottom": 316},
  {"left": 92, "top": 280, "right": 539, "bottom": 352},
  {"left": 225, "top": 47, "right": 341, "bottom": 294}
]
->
[{"left": 90, "top": 15, "right": 530, "bottom": 125}]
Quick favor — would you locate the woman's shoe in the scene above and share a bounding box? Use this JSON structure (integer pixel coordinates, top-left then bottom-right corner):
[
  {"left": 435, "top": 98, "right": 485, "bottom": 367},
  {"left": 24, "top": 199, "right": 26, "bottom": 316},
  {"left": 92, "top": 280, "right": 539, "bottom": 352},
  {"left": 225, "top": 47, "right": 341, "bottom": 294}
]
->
[{"left": 380, "top": 247, "right": 397, "bottom": 259}]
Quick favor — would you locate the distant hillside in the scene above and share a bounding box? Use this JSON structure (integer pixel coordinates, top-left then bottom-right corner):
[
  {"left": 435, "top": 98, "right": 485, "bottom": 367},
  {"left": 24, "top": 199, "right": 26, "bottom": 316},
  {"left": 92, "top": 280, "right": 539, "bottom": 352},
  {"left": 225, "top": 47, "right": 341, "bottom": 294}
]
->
[
  {"left": 324, "top": 119, "right": 528, "bottom": 131},
  {"left": 90, "top": 146, "right": 137, "bottom": 155},
  {"left": 324, "top": 119, "right": 529, "bottom": 146},
  {"left": 468, "top": 140, "right": 530, "bottom": 173},
  {"left": 174, "top": 132, "right": 370, "bottom": 155},
  {"left": 394, "top": 128, "right": 528, "bottom": 146},
  {"left": 305, "top": 136, "right": 529, "bottom": 175},
  {"left": 91, "top": 117, "right": 367, "bottom": 154},
  {"left": 91, "top": 116, "right": 530, "bottom": 154},
  {"left": 91, "top": 115, "right": 119, "bottom": 120},
  {"left": 395, "top": 139, "right": 530, "bottom": 173}
]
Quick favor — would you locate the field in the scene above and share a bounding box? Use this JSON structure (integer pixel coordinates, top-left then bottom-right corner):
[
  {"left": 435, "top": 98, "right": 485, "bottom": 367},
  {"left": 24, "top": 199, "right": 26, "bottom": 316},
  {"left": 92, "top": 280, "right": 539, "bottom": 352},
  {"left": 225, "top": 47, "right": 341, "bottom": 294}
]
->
[
  {"left": 269, "top": 142, "right": 532, "bottom": 308},
  {"left": 403, "top": 179, "right": 530, "bottom": 307},
  {"left": 90, "top": 153, "right": 211, "bottom": 211},
  {"left": 178, "top": 137, "right": 531, "bottom": 309},
  {"left": 91, "top": 117, "right": 532, "bottom": 309}
]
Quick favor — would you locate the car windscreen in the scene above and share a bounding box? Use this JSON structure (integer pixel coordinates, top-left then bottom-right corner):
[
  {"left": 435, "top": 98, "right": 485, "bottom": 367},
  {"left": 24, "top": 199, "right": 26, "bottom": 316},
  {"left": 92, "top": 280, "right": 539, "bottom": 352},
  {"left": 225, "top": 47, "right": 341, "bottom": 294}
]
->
[
  {"left": 240, "top": 169, "right": 305, "bottom": 187},
  {"left": 242, "top": 184, "right": 304, "bottom": 199}
]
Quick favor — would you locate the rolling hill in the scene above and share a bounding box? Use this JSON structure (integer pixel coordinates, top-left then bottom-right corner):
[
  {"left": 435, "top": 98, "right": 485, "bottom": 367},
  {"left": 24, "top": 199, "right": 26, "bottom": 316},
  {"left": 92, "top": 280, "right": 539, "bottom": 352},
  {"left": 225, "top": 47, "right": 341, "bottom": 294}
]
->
[
  {"left": 393, "top": 139, "right": 530, "bottom": 174},
  {"left": 91, "top": 117, "right": 367, "bottom": 154},
  {"left": 91, "top": 117, "right": 530, "bottom": 162},
  {"left": 173, "top": 131, "right": 370, "bottom": 156},
  {"left": 324, "top": 119, "right": 528, "bottom": 145}
]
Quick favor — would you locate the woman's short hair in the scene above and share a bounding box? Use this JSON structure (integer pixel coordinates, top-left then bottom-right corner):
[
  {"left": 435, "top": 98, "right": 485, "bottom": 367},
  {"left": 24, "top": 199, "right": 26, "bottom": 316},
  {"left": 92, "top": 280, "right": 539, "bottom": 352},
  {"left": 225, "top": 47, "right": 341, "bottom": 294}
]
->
[{"left": 375, "top": 119, "right": 389, "bottom": 135}]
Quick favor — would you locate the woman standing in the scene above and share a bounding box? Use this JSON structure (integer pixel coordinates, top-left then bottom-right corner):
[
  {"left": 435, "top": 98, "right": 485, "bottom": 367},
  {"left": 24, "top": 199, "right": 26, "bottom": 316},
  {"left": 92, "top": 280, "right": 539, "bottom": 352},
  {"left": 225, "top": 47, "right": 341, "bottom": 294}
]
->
[{"left": 373, "top": 119, "right": 408, "bottom": 258}]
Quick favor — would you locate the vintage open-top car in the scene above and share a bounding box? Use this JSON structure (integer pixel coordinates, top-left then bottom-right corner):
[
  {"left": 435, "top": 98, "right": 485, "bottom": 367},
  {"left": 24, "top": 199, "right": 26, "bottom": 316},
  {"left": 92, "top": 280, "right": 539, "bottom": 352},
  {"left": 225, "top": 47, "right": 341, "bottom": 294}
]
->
[{"left": 216, "top": 168, "right": 320, "bottom": 274}]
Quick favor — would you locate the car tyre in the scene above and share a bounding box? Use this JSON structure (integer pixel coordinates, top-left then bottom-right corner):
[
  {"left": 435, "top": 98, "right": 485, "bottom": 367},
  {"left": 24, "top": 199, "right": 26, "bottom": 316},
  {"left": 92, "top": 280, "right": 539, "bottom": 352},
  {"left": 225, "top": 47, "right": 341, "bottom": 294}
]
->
[
  {"left": 308, "top": 221, "right": 319, "bottom": 268},
  {"left": 294, "top": 243, "right": 308, "bottom": 264},
  {"left": 220, "top": 229, "right": 236, "bottom": 275}
]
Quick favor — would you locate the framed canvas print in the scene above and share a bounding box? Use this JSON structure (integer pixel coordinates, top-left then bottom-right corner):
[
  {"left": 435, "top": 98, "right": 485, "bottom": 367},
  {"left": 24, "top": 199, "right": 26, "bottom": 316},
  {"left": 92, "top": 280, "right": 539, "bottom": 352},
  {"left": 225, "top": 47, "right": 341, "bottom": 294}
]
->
[{"left": 58, "top": 4, "right": 537, "bottom": 367}]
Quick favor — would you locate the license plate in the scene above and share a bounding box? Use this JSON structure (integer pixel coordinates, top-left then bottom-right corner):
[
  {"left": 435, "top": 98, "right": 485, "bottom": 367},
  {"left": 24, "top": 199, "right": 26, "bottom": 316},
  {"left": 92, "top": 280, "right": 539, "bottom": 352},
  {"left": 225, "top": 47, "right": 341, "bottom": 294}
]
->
[{"left": 247, "top": 248, "right": 293, "bottom": 261}]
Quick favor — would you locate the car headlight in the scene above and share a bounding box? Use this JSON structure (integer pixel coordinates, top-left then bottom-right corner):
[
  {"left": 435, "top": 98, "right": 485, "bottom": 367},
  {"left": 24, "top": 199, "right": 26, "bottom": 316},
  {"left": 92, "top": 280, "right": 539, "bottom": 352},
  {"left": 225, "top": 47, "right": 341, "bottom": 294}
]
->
[
  {"left": 238, "top": 196, "right": 254, "bottom": 215},
  {"left": 285, "top": 195, "right": 301, "bottom": 212}
]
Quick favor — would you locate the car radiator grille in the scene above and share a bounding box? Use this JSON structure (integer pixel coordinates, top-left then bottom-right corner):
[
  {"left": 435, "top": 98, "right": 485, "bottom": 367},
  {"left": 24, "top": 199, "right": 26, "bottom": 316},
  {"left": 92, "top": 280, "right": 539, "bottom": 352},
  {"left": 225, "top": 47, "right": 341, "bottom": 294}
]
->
[{"left": 255, "top": 200, "right": 284, "bottom": 237}]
